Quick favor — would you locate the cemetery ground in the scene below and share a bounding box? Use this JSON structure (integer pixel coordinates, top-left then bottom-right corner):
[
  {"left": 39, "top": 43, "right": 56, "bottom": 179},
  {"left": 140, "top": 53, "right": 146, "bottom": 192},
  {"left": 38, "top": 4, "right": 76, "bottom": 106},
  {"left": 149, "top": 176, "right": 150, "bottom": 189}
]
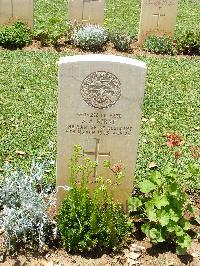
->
[{"left": 0, "top": 0, "right": 200, "bottom": 265}]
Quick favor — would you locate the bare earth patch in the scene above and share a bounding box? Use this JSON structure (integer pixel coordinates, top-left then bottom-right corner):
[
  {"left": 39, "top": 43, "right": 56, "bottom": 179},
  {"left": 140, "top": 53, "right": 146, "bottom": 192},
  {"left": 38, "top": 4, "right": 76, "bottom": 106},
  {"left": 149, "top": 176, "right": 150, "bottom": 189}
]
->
[{"left": 1, "top": 219, "right": 200, "bottom": 266}]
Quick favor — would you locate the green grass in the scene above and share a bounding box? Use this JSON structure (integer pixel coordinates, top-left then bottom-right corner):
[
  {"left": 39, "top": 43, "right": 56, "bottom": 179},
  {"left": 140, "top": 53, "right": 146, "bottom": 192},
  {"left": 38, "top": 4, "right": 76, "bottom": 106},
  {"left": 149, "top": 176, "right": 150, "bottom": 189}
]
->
[
  {"left": 33, "top": 0, "right": 200, "bottom": 39},
  {"left": 0, "top": 51, "right": 199, "bottom": 188},
  {"left": 0, "top": 0, "right": 199, "bottom": 188}
]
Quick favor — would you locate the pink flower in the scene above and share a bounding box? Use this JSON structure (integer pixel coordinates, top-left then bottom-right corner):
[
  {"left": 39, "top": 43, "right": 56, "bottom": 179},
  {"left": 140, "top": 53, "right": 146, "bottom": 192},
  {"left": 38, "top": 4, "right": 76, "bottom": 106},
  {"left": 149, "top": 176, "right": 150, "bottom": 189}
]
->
[{"left": 165, "top": 133, "right": 183, "bottom": 147}]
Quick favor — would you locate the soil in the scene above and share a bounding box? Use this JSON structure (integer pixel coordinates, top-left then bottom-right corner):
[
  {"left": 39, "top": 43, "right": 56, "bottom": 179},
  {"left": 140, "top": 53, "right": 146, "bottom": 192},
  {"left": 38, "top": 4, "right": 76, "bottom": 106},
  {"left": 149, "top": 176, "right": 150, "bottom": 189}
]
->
[
  {"left": 1, "top": 194, "right": 200, "bottom": 266},
  {"left": 1, "top": 39, "right": 199, "bottom": 60},
  {"left": 1, "top": 234, "right": 200, "bottom": 266}
]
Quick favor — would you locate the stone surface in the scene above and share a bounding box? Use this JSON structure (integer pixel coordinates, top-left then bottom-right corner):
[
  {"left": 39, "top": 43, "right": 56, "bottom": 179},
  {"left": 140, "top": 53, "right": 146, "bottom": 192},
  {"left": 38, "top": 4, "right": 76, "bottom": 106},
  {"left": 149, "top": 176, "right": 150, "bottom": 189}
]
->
[
  {"left": 68, "top": 0, "right": 104, "bottom": 25},
  {"left": 138, "top": 0, "right": 178, "bottom": 44},
  {"left": 0, "top": 0, "right": 34, "bottom": 28},
  {"left": 130, "top": 244, "right": 145, "bottom": 253},
  {"left": 57, "top": 55, "right": 146, "bottom": 208}
]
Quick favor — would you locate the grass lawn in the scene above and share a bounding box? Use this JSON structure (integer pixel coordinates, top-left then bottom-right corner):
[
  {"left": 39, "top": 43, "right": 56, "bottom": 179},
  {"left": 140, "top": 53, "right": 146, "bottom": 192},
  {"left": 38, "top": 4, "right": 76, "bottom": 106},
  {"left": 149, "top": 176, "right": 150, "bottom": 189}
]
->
[
  {"left": 0, "top": 51, "right": 199, "bottom": 188},
  {"left": 34, "top": 0, "right": 200, "bottom": 38},
  {"left": 0, "top": 0, "right": 199, "bottom": 188},
  {"left": 0, "top": 0, "right": 200, "bottom": 263}
]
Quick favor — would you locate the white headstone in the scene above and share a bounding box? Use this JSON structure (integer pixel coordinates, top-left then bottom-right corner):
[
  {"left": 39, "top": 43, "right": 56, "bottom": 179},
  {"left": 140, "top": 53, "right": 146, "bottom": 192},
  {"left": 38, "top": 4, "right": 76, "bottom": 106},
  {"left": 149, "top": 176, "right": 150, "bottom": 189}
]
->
[
  {"left": 57, "top": 55, "right": 147, "bottom": 209},
  {"left": 138, "top": 0, "right": 178, "bottom": 44},
  {"left": 0, "top": 0, "right": 34, "bottom": 28},
  {"left": 68, "top": 0, "right": 104, "bottom": 25}
]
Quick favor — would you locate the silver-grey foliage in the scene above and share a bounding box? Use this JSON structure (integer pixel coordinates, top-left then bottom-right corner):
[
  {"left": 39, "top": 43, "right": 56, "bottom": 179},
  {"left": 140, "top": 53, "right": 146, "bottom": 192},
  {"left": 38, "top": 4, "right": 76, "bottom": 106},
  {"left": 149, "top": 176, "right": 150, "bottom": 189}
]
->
[
  {"left": 0, "top": 161, "right": 55, "bottom": 251},
  {"left": 72, "top": 25, "right": 108, "bottom": 51}
]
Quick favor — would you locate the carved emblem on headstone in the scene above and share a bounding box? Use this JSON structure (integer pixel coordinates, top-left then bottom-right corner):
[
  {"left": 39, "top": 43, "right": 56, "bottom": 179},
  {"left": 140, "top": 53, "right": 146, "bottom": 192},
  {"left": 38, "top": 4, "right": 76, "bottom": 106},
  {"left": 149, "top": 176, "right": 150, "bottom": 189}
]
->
[{"left": 81, "top": 71, "right": 121, "bottom": 109}]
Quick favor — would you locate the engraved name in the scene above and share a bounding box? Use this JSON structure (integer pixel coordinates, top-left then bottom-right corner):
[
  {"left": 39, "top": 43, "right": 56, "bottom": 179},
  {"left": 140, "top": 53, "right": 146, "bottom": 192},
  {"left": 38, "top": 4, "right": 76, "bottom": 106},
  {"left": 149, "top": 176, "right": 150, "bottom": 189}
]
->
[{"left": 65, "top": 112, "right": 133, "bottom": 136}]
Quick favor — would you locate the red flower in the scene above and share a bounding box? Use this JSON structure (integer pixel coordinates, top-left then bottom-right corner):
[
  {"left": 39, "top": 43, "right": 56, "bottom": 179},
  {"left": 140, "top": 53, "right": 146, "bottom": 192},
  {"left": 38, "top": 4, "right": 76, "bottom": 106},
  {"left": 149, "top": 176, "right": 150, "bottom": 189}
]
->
[
  {"left": 111, "top": 163, "right": 124, "bottom": 173},
  {"left": 165, "top": 133, "right": 183, "bottom": 147}
]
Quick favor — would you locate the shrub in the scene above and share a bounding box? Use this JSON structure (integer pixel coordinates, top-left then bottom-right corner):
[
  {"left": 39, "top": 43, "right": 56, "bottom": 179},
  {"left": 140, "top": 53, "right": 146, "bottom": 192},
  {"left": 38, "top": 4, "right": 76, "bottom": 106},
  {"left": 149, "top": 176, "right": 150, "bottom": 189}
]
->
[
  {"left": 34, "top": 17, "right": 66, "bottom": 46},
  {"left": 143, "top": 35, "right": 174, "bottom": 55},
  {"left": 0, "top": 160, "right": 55, "bottom": 252},
  {"left": 0, "top": 21, "right": 32, "bottom": 49},
  {"left": 128, "top": 166, "right": 199, "bottom": 255},
  {"left": 72, "top": 25, "right": 108, "bottom": 51},
  {"left": 57, "top": 145, "right": 132, "bottom": 252},
  {"left": 175, "top": 29, "right": 200, "bottom": 55},
  {"left": 110, "top": 33, "right": 132, "bottom": 52}
]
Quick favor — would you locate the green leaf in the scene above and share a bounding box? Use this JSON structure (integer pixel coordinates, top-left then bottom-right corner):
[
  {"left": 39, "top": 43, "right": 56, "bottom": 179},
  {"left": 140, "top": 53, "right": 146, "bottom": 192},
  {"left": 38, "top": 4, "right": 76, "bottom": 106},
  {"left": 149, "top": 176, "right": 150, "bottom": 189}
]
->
[
  {"left": 167, "top": 220, "right": 177, "bottom": 233},
  {"left": 169, "top": 209, "right": 181, "bottom": 222},
  {"left": 168, "top": 183, "right": 179, "bottom": 196},
  {"left": 176, "top": 233, "right": 192, "bottom": 249},
  {"left": 156, "top": 209, "right": 170, "bottom": 226},
  {"left": 176, "top": 246, "right": 187, "bottom": 255},
  {"left": 128, "top": 197, "right": 143, "bottom": 212},
  {"left": 153, "top": 194, "right": 169, "bottom": 209},
  {"left": 139, "top": 180, "right": 156, "bottom": 194},
  {"left": 149, "top": 171, "right": 163, "bottom": 186},
  {"left": 103, "top": 160, "right": 110, "bottom": 168},
  {"left": 149, "top": 227, "right": 165, "bottom": 243},
  {"left": 180, "top": 219, "right": 191, "bottom": 231},
  {"left": 175, "top": 225, "right": 185, "bottom": 237},
  {"left": 187, "top": 203, "right": 196, "bottom": 213},
  {"left": 141, "top": 223, "right": 151, "bottom": 237},
  {"left": 145, "top": 202, "right": 157, "bottom": 222}
]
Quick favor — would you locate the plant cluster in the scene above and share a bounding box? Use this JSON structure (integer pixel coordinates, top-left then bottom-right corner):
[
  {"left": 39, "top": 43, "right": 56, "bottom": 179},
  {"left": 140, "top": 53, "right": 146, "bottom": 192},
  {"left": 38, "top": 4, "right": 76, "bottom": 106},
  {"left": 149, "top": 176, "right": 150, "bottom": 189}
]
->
[
  {"left": 0, "top": 21, "right": 32, "bottom": 49},
  {"left": 129, "top": 166, "right": 199, "bottom": 255},
  {"left": 175, "top": 28, "right": 200, "bottom": 55},
  {"left": 143, "top": 35, "right": 174, "bottom": 55},
  {"left": 72, "top": 25, "right": 108, "bottom": 51},
  {"left": 34, "top": 17, "right": 66, "bottom": 46},
  {"left": 110, "top": 33, "right": 133, "bottom": 52},
  {"left": 0, "top": 161, "right": 55, "bottom": 252},
  {"left": 57, "top": 145, "right": 132, "bottom": 252}
]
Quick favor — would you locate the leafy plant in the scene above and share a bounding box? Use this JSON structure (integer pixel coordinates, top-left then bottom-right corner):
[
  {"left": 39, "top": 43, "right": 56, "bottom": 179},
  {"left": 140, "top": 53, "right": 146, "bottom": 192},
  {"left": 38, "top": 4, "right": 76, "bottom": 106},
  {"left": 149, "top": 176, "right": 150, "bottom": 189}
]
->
[
  {"left": 0, "top": 21, "right": 32, "bottom": 49},
  {"left": 110, "top": 33, "right": 133, "bottom": 52},
  {"left": 143, "top": 35, "right": 174, "bottom": 55},
  {"left": 34, "top": 17, "right": 66, "bottom": 46},
  {"left": 72, "top": 25, "right": 108, "bottom": 51},
  {"left": 129, "top": 166, "right": 199, "bottom": 255},
  {"left": 0, "top": 160, "right": 55, "bottom": 252},
  {"left": 57, "top": 145, "right": 132, "bottom": 252},
  {"left": 175, "top": 28, "right": 200, "bottom": 55}
]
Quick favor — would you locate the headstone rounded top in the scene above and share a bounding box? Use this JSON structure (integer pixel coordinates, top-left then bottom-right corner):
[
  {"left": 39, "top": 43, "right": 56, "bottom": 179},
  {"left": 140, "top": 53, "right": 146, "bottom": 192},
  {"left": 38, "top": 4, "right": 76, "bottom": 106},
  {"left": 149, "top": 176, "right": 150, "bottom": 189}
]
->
[{"left": 59, "top": 55, "right": 147, "bottom": 70}]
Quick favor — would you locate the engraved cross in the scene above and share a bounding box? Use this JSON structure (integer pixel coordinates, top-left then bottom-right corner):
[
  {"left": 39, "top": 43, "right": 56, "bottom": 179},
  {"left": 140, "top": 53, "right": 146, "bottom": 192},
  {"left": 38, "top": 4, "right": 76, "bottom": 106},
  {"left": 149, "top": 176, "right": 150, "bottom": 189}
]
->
[
  {"left": 82, "top": 0, "right": 91, "bottom": 23},
  {"left": 153, "top": 7, "right": 165, "bottom": 28},
  {"left": 83, "top": 138, "right": 110, "bottom": 176}
]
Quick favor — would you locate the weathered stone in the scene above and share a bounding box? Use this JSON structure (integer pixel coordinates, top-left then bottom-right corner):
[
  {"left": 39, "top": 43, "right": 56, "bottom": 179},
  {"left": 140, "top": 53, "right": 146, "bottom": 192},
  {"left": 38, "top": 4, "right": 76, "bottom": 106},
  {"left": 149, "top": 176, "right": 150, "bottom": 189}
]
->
[
  {"left": 138, "top": 0, "right": 178, "bottom": 44},
  {"left": 68, "top": 0, "right": 104, "bottom": 25},
  {"left": 0, "top": 0, "right": 34, "bottom": 28},
  {"left": 57, "top": 55, "right": 146, "bottom": 208}
]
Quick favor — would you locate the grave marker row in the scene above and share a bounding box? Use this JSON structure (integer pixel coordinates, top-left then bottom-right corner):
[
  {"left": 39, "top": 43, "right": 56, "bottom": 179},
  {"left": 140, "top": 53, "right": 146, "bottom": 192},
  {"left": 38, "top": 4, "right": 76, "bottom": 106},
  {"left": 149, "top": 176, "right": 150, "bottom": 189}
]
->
[{"left": 0, "top": 0, "right": 178, "bottom": 43}]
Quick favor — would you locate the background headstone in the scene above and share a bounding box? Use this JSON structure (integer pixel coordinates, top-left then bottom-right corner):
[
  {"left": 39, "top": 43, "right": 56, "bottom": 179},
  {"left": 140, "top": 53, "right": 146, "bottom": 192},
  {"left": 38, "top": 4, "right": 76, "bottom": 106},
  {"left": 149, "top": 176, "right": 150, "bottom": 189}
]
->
[
  {"left": 68, "top": 0, "right": 104, "bottom": 25},
  {"left": 0, "top": 0, "right": 34, "bottom": 28},
  {"left": 57, "top": 55, "right": 147, "bottom": 209},
  {"left": 138, "top": 0, "right": 178, "bottom": 44}
]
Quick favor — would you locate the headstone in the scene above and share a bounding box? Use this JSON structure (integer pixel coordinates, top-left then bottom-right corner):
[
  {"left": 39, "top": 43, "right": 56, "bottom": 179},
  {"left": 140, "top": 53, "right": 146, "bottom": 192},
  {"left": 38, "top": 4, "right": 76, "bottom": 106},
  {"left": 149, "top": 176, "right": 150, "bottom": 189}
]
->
[
  {"left": 57, "top": 55, "right": 147, "bottom": 209},
  {"left": 138, "top": 0, "right": 178, "bottom": 44},
  {"left": 0, "top": 0, "right": 34, "bottom": 28},
  {"left": 68, "top": 0, "right": 104, "bottom": 25}
]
